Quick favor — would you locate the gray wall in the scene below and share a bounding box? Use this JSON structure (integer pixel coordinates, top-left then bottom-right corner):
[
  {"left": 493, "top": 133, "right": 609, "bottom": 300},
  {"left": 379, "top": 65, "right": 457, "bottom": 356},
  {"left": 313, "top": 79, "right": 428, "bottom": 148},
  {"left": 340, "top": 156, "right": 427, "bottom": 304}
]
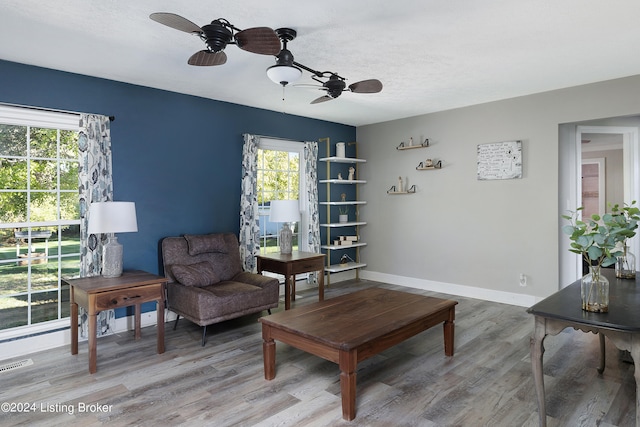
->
[{"left": 357, "top": 74, "right": 640, "bottom": 301}]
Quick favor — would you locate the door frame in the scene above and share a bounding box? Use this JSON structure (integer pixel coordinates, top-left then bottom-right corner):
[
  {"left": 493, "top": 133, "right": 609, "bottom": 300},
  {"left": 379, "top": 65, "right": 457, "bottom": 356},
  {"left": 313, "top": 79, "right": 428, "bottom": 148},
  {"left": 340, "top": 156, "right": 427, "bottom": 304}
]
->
[{"left": 570, "top": 125, "right": 640, "bottom": 282}]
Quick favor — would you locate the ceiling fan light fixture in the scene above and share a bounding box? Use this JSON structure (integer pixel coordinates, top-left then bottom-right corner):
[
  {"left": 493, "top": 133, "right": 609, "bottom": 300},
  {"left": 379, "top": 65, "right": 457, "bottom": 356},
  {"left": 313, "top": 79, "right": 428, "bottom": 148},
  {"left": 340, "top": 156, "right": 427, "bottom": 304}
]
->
[{"left": 267, "top": 64, "right": 302, "bottom": 86}]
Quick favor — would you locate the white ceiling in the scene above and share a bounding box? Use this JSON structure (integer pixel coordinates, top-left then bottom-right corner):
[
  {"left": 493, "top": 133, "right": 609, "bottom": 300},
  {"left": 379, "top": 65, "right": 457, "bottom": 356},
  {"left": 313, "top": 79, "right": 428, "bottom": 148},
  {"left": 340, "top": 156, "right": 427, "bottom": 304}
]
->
[{"left": 2, "top": 1, "right": 640, "bottom": 127}]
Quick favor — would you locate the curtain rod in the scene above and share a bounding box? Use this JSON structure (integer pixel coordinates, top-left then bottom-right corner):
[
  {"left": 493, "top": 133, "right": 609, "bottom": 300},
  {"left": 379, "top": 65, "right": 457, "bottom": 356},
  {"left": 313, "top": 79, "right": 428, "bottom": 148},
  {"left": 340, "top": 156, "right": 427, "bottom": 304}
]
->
[
  {"left": 244, "top": 133, "right": 305, "bottom": 143},
  {"left": 0, "top": 102, "right": 115, "bottom": 121}
]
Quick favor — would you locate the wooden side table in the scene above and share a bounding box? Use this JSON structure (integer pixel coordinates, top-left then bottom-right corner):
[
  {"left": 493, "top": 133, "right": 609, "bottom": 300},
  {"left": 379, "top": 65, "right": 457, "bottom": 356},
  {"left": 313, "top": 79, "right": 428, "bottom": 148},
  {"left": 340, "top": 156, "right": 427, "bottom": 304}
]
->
[
  {"left": 65, "top": 270, "right": 167, "bottom": 374},
  {"left": 256, "top": 251, "right": 325, "bottom": 310}
]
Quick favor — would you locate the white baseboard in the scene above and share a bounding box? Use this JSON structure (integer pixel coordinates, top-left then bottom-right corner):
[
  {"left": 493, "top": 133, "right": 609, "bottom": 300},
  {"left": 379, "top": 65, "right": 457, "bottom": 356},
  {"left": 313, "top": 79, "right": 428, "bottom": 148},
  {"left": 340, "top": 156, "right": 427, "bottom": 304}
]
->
[
  {"left": 359, "top": 270, "right": 541, "bottom": 307},
  {"left": 0, "top": 310, "right": 171, "bottom": 362}
]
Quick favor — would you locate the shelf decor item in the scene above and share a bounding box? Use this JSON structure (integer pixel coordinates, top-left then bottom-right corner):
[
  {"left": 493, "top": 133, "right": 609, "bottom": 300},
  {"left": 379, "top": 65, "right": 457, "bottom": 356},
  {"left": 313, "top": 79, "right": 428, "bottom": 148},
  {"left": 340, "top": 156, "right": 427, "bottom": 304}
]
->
[
  {"left": 87, "top": 201, "right": 138, "bottom": 278},
  {"left": 616, "top": 245, "right": 636, "bottom": 279},
  {"left": 562, "top": 201, "right": 640, "bottom": 312},
  {"left": 339, "top": 193, "right": 349, "bottom": 222},
  {"left": 269, "top": 199, "right": 300, "bottom": 254},
  {"left": 336, "top": 142, "right": 345, "bottom": 158},
  {"left": 416, "top": 159, "right": 443, "bottom": 170},
  {"left": 387, "top": 184, "right": 416, "bottom": 194},
  {"left": 612, "top": 201, "right": 640, "bottom": 279}
]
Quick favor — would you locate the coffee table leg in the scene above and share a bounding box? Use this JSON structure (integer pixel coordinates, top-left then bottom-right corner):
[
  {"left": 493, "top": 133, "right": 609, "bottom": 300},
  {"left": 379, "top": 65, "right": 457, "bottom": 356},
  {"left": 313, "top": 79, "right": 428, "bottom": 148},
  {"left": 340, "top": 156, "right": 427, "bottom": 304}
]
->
[
  {"left": 262, "top": 325, "right": 276, "bottom": 380},
  {"left": 318, "top": 268, "right": 324, "bottom": 302},
  {"left": 443, "top": 307, "right": 455, "bottom": 356},
  {"left": 339, "top": 350, "right": 357, "bottom": 421}
]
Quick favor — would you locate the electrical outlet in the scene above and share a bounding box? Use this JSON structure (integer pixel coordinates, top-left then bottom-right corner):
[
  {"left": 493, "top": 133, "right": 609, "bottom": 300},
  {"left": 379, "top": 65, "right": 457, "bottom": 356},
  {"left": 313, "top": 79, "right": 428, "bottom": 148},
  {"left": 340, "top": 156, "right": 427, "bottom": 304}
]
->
[{"left": 519, "top": 273, "right": 527, "bottom": 287}]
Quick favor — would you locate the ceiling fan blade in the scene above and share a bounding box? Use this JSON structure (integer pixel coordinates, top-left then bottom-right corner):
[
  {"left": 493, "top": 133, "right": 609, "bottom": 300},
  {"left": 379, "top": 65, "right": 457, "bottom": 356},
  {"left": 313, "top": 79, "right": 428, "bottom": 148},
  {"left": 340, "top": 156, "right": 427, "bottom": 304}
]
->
[
  {"left": 311, "top": 95, "right": 334, "bottom": 104},
  {"left": 348, "top": 79, "right": 383, "bottom": 93},
  {"left": 150, "top": 13, "right": 202, "bottom": 34},
  {"left": 235, "top": 27, "right": 281, "bottom": 55},
  {"left": 188, "top": 50, "right": 227, "bottom": 66}
]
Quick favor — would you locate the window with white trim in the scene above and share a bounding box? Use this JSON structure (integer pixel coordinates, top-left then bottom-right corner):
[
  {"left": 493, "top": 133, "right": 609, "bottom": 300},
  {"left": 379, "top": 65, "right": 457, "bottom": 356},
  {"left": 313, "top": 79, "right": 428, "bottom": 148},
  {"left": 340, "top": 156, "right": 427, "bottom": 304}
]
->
[
  {"left": 0, "top": 106, "right": 80, "bottom": 332},
  {"left": 256, "top": 138, "right": 307, "bottom": 255}
]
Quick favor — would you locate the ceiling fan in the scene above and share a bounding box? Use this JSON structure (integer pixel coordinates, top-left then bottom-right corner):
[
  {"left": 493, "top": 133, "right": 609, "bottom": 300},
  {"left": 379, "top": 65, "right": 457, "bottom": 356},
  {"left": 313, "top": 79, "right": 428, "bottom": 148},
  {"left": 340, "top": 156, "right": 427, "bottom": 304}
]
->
[
  {"left": 150, "top": 15, "right": 383, "bottom": 103},
  {"left": 303, "top": 72, "right": 383, "bottom": 104},
  {"left": 149, "top": 12, "right": 280, "bottom": 66},
  {"left": 265, "top": 28, "right": 383, "bottom": 104}
]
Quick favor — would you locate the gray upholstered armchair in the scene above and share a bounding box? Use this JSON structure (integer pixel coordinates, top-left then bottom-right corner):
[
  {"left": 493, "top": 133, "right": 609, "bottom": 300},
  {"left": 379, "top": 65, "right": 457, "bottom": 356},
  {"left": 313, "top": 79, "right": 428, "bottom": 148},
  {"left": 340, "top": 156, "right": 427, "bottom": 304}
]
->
[{"left": 161, "top": 233, "right": 279, "bottom": 345}]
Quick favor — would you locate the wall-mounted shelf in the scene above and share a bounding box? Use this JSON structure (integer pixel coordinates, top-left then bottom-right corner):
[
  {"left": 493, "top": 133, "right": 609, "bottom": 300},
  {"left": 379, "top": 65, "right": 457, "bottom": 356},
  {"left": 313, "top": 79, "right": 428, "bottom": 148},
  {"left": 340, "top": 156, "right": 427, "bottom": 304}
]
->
[
  {"left": 319, "top": 201, "right": 367, "bottom": 206},
  {"left": 319, "top": 179, "right": 367, "bottom": 184},
  {"left": 325, "top": 261, "right": 367, "bottom": 274},
  {"left": 396, "top": 139, "right": 430, "bottom": 150},
  {"left": 321, "top": 242, "right": 368, "bottom": 250},
  {"left": 319, "top": 156, "right": 367, "bottom": 164},
  {"left": 387, "top": 185, "right": 416, "bottom": 194},
  {"left": 319, "top": 138, "right": 366, "bottom": 285},
  {"left": 416, "top": 160, "right": 443, "bottom": 170},
  {"left": 321, "top": 221, "right": 367, "bottom": 228}
]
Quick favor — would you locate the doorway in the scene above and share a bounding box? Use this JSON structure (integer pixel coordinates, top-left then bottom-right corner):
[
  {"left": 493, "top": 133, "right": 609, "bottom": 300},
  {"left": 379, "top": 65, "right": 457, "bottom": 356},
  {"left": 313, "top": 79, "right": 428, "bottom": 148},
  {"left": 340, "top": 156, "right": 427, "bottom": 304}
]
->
[{"left": 560, "top": 124, "right": 639, "bottom": 287}]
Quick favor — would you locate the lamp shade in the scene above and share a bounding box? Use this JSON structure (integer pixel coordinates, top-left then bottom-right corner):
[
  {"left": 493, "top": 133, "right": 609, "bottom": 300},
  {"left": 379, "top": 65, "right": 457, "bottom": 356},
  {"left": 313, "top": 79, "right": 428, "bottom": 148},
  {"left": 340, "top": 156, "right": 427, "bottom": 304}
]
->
[
  {"left": 269, "top": 200, "right": 300, "bottom": 223},
  {"left": 88, "top": 202, "right": 138, "bottom": 234}
]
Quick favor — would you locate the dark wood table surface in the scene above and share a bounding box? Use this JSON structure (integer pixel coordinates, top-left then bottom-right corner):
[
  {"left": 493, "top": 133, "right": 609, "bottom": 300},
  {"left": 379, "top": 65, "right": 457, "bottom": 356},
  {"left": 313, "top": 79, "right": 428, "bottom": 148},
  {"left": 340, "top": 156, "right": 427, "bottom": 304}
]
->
[
  {"left": 259, "top": 287, "right": 458, "bottom": 420},
  {"left": 527, "top": 268, "right": 640, "bottom": 426}
]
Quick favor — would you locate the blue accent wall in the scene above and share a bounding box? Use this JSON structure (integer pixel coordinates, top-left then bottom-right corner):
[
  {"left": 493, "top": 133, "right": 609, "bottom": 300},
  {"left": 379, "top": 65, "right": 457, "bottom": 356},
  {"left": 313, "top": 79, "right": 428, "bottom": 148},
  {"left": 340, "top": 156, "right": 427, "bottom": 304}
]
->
[{"left": 0, "top": 59, "right": 355, "bottom": 317}]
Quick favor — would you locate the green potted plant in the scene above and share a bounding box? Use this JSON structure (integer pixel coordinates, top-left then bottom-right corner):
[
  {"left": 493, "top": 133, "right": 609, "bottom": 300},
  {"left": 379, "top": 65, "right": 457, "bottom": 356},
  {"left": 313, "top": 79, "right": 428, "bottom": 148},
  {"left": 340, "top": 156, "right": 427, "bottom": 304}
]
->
[
  {"left": 562, "top": 201, "right": 640, "bottom": 312},
  {"left": 611, "top": 202, "right": 640, "bottom": 278}
]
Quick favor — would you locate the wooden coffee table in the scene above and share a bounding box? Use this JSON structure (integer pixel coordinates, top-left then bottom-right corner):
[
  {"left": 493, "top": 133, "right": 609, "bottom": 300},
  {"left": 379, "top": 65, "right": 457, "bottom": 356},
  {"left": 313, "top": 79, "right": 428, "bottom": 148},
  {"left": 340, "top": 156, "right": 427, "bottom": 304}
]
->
[{"left": 259, "top": 287, "right": 458, "bottom": 420}]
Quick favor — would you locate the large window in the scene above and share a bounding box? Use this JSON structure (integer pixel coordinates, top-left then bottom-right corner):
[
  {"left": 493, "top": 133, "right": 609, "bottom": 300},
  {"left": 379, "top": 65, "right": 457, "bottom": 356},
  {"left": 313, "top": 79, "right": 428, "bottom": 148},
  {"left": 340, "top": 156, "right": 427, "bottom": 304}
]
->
[
  {"left": 0, "top": 107, "right": 80, "bottom": 332},
  {"left": 256, "top": 139, "right": 306, "bottom": 254}
]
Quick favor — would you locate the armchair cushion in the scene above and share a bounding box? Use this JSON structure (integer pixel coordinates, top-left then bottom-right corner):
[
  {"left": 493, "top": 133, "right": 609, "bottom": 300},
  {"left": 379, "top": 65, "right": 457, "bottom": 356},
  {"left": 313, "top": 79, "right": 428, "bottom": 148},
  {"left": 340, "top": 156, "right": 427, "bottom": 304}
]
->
[
  {"left": 184, "top": 233, "right": 228, "bottom": 256},
  {"left": 171, "top": 261, "right": 220, "bottom": 287}
]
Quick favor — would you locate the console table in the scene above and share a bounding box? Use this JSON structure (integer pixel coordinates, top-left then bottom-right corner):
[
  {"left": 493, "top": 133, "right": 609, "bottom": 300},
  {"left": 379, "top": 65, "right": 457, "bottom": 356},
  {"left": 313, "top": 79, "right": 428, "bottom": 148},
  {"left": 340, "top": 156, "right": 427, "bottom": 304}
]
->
[
  {"left": 256, "top": 251, "right": 325, "bottom": 310},
  {"left": 65, "top": 270, "right": 167, "bottom": 374},
  {"left": 527, "top": 268, "right": 640, "bottom": 426}
]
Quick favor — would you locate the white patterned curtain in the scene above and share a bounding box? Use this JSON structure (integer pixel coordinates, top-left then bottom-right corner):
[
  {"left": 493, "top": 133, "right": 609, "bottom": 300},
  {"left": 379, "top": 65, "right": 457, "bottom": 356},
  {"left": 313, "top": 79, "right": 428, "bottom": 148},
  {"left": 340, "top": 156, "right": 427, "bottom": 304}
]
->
[
  {"left": 78, "top": 114, "right": 113, "bottom": 277},
  {"left": 239, "top": 134, "right": 260, "bottom": 272},
  {"left": 303, "top": 141, "right": 320, "bottom": 253}
]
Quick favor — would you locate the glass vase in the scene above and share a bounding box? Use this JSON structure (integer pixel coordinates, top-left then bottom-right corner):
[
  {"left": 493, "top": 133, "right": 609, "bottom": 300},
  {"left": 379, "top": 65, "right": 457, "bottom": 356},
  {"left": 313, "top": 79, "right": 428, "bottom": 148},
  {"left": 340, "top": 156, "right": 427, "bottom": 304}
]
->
[
  {"left": 615, "top": 245, "right": 636, "bottom": 279},
  {"left": 581, "top": 265, "right": 609, "bottom": 313}
]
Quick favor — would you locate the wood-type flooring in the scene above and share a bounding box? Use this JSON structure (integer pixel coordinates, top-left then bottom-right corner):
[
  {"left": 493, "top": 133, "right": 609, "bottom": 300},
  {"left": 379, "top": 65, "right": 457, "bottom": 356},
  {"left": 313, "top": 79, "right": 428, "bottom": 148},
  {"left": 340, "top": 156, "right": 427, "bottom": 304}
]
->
[{"left": 0, "top": 279, "right": 636, "bottom": 426}]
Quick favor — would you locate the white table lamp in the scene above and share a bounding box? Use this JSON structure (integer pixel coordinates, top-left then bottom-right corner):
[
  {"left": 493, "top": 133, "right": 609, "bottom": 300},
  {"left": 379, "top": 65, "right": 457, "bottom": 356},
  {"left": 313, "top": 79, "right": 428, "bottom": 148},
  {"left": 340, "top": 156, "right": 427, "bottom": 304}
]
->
[
  {"left": 269, "top": 200, "right": 300, "bottom": 255},
  {"left": 88, "top": 201, "right": 138, "bottom": 277}
]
